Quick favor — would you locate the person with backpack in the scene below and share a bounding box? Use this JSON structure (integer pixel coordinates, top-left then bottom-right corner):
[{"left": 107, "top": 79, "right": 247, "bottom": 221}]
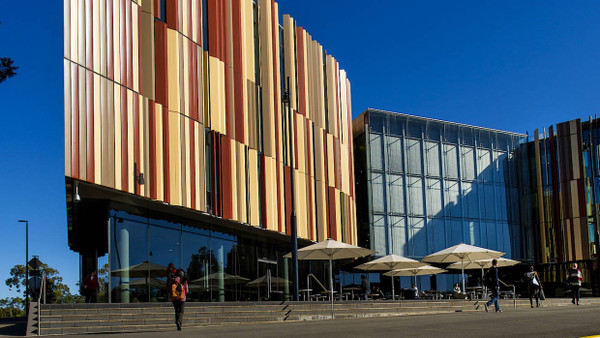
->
[
  {"left": 171, "top": 269, "right": 189, "bottom": 330},
  {"left": 567, "top": 263, "right": 582, "bottom": 305},
  {"left": 483, "top": 259, "right": 501, "bottom": 313},
  {"left": 525, "top": 266, "right": 542, "bottom": 308},
  {"left": 165, "top": 263, "right": 177, "bottom": 299}
]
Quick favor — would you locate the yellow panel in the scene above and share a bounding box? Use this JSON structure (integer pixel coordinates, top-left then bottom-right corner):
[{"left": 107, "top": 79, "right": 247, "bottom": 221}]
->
[
  {"left": 335, "top": 189, "right": 341, "bottom": 241},
  {"left": 141, "top": 0, "right": 153, "bottom": 14},
  {"left": 259, "top": 0, "right": 275, "bottom": 157},
  {"left": 313, "top": 126, "right": 324, "bottom": 182},
  {"left": 209, "top": 56, "right": 226, "bottom": 133},
  {"left": 282, "top": 15, "right": 296, "bottom": 111},
  {"left": 64, "top": 60, "right": 72, "bottom": 177},
  {"left": 295, "top": 113, "right": 306, "bottom": 174},
  {"left": 101, "top": 75, "right": 111, "bottom": 186},
  {"left": 194, "top": 122, "right": 204, "bottom": 211},
  {"left": 99, "top": 0, "right": 107, "bottom": 76},
  {"left": 93, "top": 74, "right": 101, "bottom": 183},
  {"left": 295, "top": 171, "right": 308, "bottom": 239},
  {"left": 230, "top": 139, "right": 239, "bottom": 221},
  {"left": 92, "top": 0, "right": 100, "bottom": 73},
  {"left": 307, "top": 175, "right": 316, "bottom": 241},
  {"left": 113, "top": 84, "right": 122, "bottom": 190},
  {"left": 155, "top": 103, "right": 164, "bottom": 200},
  {"left": 168, "top": 111, "right": 182, "bottom": 205},
  {"left": 141, "top": 97, "right": 149, "bottom": 197},
  {"left": 167, "top": 28, "right": 181, "bottom": 113},
  {"left": 64, "top": 0, "right": 71, "bottom": 60},
  {"left": 242, "top": 0, "right": 254, "bottom": 82},
  {"left": 340, "top": 144, "right": 349, "bottom": 195},
  {"left": 182, "top": 38, "right": 190, "bottom": 117},
  {"left": 315, "top": 181, "right": 327, "bottom": 242},
  {"left": 140, "top": 11, "right": 155, "bottom": 100},
  {"left": 248, "top": 148, "right": 260, "bottom": 226}
]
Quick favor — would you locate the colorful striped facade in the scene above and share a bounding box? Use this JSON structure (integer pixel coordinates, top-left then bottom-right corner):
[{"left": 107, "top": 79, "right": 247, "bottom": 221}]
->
[{"left": 63, "top": 0, "right": 357, "bottom": 244}]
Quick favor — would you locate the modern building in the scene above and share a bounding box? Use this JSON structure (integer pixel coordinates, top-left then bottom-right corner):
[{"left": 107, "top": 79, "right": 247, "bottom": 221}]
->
[
  {"left": 353, "top": 108, "right": 533, "bottom": 290},
  {"left": 516, "top": 117, "right": 600, "bottom": 295},
  {"left": 63, "top": 0, "right": 356, "bottom": 302}
]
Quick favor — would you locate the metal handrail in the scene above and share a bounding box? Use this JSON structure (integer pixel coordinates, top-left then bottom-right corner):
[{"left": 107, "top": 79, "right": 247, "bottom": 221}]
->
[
  {"left": 306, "top": 274, "right": 328, "bottom": 300},
  {"left": 499, "top": 279, "right": 517, "bottom": 309},
  {"left": 37, "top": 271, "right": 46, "bottom": 336}
]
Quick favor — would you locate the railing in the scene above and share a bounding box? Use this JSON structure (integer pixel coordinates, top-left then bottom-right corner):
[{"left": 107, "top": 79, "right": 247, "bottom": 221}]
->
[
  {"left": 36, "top": 272, "right": 46, "bottom": 336},
  {"left": 499, "top": 279, "right": 517, "bottom": 309},
  {"left": 306, "top": 274, "right": 328, "bottom": 300}
]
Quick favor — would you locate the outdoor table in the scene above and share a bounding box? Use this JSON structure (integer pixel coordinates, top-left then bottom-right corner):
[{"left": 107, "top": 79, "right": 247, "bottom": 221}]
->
[
  {"left": 298, "top": 288, "right": 313, "bottom": 301},
  {"left": 466, "top": 286, "right": 484, "bottom": 300},
  {"left": 343, "top": 287, "right": 361, "bottom": 300},
  {"left": 321, "top": 290, "right": 338, "bottom": 301}
]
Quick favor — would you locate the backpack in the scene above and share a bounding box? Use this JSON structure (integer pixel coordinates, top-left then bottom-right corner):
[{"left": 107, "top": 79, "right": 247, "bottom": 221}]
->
[
  {"left": 525, "top": 272, "right": 539, "bottom": 287},
  {"left": 171, "top": 278, "right": 185, "bottom": 302},
  {"left": 484, "top": 269, "right": 495, "bottom": 287}
]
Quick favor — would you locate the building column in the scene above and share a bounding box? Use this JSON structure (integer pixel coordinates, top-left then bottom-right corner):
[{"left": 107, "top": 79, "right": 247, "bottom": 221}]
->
[
  {"left": 118, "top": 226, "right": 130, "bottom": 303},
  {"left": 217, "top": 245, "right": 225, "bottom": 302}
]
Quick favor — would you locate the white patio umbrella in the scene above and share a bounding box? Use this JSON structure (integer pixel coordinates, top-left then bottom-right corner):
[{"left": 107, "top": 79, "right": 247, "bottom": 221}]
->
[
  {"left": 191, "top": 272, "right": 250, "bottom": 286},
  {"left": 285, "top": 238, "right": 376, "bottom": 318},
  {"left": 422, "top": 243, "right": 504, "bottom": 292},
  {"left": 355, "top": 254, "right": 426, "bottom": 300},
  {"left": 447, "top": 257, "right": 520, "bottom": 285},
  {"left": 384, "top": 265, "right": 447, "bottom": 284}
]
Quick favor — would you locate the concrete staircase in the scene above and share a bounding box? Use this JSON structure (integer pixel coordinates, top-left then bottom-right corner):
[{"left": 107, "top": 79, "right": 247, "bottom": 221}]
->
[{"left": 39, "top": 298, "right": 600, "bottom": 335}]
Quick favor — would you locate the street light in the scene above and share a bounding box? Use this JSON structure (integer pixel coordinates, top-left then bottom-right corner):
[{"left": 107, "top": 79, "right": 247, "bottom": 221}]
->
[{"left": 18, "top": 220, "right": 28, "bottom": 313}]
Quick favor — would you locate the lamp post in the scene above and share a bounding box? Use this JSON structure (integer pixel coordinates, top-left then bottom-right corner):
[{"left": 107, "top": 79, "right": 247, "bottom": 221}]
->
[
  {"left": 283, "top": 77, "right": 299, "bottom": 301},
  {"left": 18, "top": 220, "right": 28, "bottom": 313}
]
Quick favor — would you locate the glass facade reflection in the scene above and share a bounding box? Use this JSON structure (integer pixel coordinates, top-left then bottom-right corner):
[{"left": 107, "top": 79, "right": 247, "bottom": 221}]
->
[
  {"left": 353, "top": 109, "right": 532, "bottom": 291},
  {"left": 107, "top": 209, "right": 323, "bottom": 303}
]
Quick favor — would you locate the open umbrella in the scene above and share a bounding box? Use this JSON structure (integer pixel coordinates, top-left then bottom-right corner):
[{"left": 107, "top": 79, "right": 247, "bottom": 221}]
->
[
  {"left": 285, "top": 238, "right": 376, "bottom": 319},
  {"left": 191, "top": 272, "right": 250, "bottom": 286},
  {"left": 384, "top": 265, "right": 447, "bottom": 283},
  {"left": 355, "top": 254, "right": 426, "bottom": 300},
  {"left": 422, "top": 243, "right": 504, "bottom": 292},
  {"left": 246, "top": 275, "right": 291, "bottom": 287},
  {"left": 110, "top": 261, "right": 168, "bottom": 278},
  {"left": 447, "top": 257, "right": 519, "bottom": 286}
]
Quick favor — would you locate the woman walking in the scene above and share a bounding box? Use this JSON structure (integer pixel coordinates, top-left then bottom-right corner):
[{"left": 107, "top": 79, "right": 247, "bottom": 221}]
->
[
  {"left": 568, "top": 263, "right": 582, "bottom": 305},
  {"left": 524, "top": 266, "right": 542, "bottom": 308},
  {"left": 171, "top": 269, "right": 189, "bottom": 330}
]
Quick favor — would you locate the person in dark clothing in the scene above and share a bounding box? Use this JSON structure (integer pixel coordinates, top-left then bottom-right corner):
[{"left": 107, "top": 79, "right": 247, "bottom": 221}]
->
[
  {"left": 525, "top": 266, "right": 542, "bottom": 308},
  {"left": 171, "top": 269, "right": 189, "bottom": 331},
  {"left": 484, "top": 259, "right": 501, "bottom": 313},
  {"left": 83, "top": 270, "right": 99, "bottom": 303},
  {"left": 360, "top": 275, "right": 371, "bottom": 300},
  {"left": 568, "top": 263, "right": 582, "bottom": 305},
  {"left": 165, "top": 263, "right": 176, "bottom": 299}
]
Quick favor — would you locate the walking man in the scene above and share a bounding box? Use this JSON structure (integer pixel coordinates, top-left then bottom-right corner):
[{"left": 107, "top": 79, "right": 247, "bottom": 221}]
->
[
  {"left": 484, "top": 259, "right": 502, "bottom": 313},
  {"left": 568, "top": 263, "right": 582, "bottom": 305}
]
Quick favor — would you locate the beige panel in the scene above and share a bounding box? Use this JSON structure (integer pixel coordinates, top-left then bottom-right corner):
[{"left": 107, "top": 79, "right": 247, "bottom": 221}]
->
[
  {"left": 237, "top": 142, "right": 247, "bottom": 224},
  {"left": 141, "top": 97, "right": 149, "bottom": 197},
  {"left": 264, "top": 156, "right": 277, "bottom": 231},
  {"left": 141, "top": 0, "right": 153, "bottom": 14},
  {"left": 325, "top": 55, "right": 336, "bottom": 136},
  {"left": 78, "top": 67, "right": 87, "bottom": 181},
  {"left": 67, "top": 0, "right": 75, "bottom": 62},
  {"left": 93, "top": 73, "right": 102, "bottom": 183},
  {"left": 140, "top": 11, "right": 155, "bottom": 100},
  {"left": 182, "top": 38, "right": 190, "bottom": 118},
  {"left": 196, "top": 46, "right": 205, "bottom": 124},
  {"left": 340, "top": 144, "right": 349, "bottom": 194},
  {"left": 113, "top": 85, "right": 122, "bottom": 189},
  {"left": 155, "top": 103, "right": 164, "bottom": 200},
  {"left": 64, "top": 60, "right": 72, "bottom": 177},
  {"left": 315, "top": 181, "right": 327, "bottom": 242},
  {"left": 100, "top": 76, "right": 110, "bottom": 186},
  {"left": 209, "top": 56, "right": 226, "bottom": 133},
  {"left": 112, "top": 0, "right": 120, "bottom": 83},
  {"left": 313, "top": 126, "right": 325, "bottom": 182},
  {"left": 194, "top": 122, "right": 206, "bottom": 211},
  {"left": 282, "top": 15, "right": 296, "bottom": 111},
  {"left": 296, "top": 113, "right": 306, "bottom": 174},
  {"left": 241, "top": 0, "right": 254, "bottom": 82},
  {"left": 259, "top": 0, "right": 275, "bottom": 157},
  {"left": 308, "top": 175, "right": 316, "bottom": 241},
  {"left": 191, "top": 0, "right": 198, "bottom": 43},
  {"left": 248, "top": 148, "right": 260, "bottom": 226},
  {"left": 99, "top": 0, "right": 107, "bottom": 76},
  {"left": 92, "top": 0, "right": 100, "bottom": 73},
  {"left": 168, "top": 111, "right": 182, "bottom": 205},
  {"left": 183, "top": 117, "right": 191, "bottom": 208},
  {"left": 167, "top": 28, "right": 181, "bottom": 113},
  {"left": 295, "top": 171, "right": 308, "bottom": 239},
  {"left": 127, "top": 89, "right": 135, "bottom": 192},
  {"left": 278, "top": 161, "right": 285, "bottom": 232},
  {"left": 335, "top": 189, "right": 342, "bottom": 241},
  {"left": 230, "top": 139, "right": 239, "bottom": 221}
]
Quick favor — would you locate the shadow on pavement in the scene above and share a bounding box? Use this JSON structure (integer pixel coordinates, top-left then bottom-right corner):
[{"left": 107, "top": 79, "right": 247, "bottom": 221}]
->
[{"left": 0, "top": 318, "right": 26, "bottom": 337}]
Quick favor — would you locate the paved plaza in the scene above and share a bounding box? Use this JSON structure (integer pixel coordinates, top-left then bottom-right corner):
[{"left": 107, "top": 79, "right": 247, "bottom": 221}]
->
[{"left": 55, "top": 303, "right": 600, "bottom": 338}]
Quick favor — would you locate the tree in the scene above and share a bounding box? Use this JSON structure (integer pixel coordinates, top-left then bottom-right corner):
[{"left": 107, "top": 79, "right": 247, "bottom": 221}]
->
[
  {"left": 0, "top": 23, "right": 17, "bottom": 84},
  {"left": 0, "top": 297, "right": 25, "bottom": 318},
  {"left": 5, "top": 263, "right": 83, "bottom": 305}
]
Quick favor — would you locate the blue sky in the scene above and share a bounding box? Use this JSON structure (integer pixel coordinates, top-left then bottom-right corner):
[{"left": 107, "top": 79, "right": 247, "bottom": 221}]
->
[{"left": 1, "top": 1, "right": 600, "bottom": 300}]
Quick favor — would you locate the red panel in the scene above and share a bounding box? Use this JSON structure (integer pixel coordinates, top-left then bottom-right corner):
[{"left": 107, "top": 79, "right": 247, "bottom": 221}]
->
[
  {"left": 221, "top": 135, "right": 233, "bottom": 219},
  {"left": 153, "top": 0, "right": 160, "bottom": 19},
  {"left": 334, "top": 136, "right": 341, "bottom": 189},
  {"left": 121, "top": 87, "right": 129, "bottom": 190},
  {"left": 223, "top": 0, "right": 232, "bottom": 137},
  {"left": 293, "top": 112, "right": 298, "bottom": 169},
  {"left": 207, "top": 0, "right": 220, "bottom": 59},
  {"left": 270, "top": 0, "right": 279, "bottom": 162},
  {"left": 322, "top": 129, "right": 328, "bottom": 187},
  {"left": 162, "top": 105, "right": 170, "bottom": 202},
  {"left": 137, "top": 5, "right": 142, "bottom": 94},
  {"left": 347, "top": 198, "right": 352, "bottom": 244},
  {"left": 148, "top": 102, "right": 157, "bottom": 199},
  {"left": 86, "top": 70, "right": 95, "bottom": 182},
  {"left": 71, "top": 64, "right": 80, "bottom": 179},
  {"left": 335, "top": 59, "right": 341, "bottom": 138},
  {"left": 190, "top": 119, "right": 196, "bottom": 209},
  {"left": 166, "top": 0, "right": 178, "bottom": 31},
  {"left": 154, "top": 21, "right": 168, "bottom": 107},
  {"left": 308, "top": 175, "right": 314, "bottom": 240},
  {"left": 276, "top": 164, "right": 282, "bottom": 233},
  {"left": 296, "top": 27, "right": 306, "bottom": 116},
  {"left": 305, "top": 119, "right": 312, "bottom": 177},
  {"left": 133, "top": 94, "right": 140, "bottom": 194},
  {"left": 127, "top": 0, "right": 133, "bottom": 88},
  {"left": 209, "top": 131, "right": 220, "bottom": 216},
  {"left": 259, "top": 154, "right": 268, "bottom": 229},
  {"left": 284, "top": 166, "right": 292, "bottom": 234},
  {"left": 190, "top": 42, "right": 198, "bottom": 121},
  {"left": 328, "top": 186, "right": 337, "bottom": 240}
]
